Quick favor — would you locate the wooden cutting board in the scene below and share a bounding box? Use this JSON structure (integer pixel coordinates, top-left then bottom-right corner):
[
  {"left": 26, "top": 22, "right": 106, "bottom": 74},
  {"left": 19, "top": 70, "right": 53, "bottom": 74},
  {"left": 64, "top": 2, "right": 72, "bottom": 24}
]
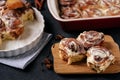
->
[{"left": 51, "top": 35, "right": 120, "bottom": 74}]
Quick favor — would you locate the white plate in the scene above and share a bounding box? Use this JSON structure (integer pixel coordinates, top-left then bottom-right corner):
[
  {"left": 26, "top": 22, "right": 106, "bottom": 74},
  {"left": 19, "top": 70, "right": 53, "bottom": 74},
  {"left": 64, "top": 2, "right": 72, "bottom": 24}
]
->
[{"left": 0, "top": 8, "right": 44, "bottom": 57}]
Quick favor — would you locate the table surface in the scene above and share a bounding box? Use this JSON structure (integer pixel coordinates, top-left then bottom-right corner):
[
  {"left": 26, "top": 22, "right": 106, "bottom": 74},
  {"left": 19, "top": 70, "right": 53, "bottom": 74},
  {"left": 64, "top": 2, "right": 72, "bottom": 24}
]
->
[{"left": 0, "top": 0, "right": 120, "bottom": 80}]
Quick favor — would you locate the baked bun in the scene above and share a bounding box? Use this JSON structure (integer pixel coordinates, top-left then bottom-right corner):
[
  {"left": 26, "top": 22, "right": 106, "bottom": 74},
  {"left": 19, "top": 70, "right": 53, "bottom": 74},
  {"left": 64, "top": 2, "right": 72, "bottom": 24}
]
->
[
  {"left": 86, "top": 46, "right": 115, "bottom": 73},
  {"left": 59, "top": 38, "right": 86, "bottom": 64},
  {"left": 60, "top": 6, "right": 81, "bottom": 19},
  {"left": 77, "top": 31, "right": 104, "bottom": 48}
]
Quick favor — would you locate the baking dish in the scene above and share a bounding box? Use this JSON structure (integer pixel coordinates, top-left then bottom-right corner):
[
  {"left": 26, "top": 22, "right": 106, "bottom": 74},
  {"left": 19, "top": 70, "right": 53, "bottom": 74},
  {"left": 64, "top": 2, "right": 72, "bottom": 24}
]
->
[{"left": 47, "top": 0, "right": 120, "bottom": 31}]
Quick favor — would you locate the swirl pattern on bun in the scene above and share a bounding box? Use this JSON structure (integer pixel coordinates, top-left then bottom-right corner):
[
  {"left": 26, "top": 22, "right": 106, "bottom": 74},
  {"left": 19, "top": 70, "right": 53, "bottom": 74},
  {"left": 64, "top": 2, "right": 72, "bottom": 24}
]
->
[
  {"left": 86, "top": 46, "right": 115, "bottom": 73},
  {"left": 77, "top": 31, "right": 104, "bottom": 48},
  {"left": 59, "top": 38, "right": 86, "bottom": 64}
]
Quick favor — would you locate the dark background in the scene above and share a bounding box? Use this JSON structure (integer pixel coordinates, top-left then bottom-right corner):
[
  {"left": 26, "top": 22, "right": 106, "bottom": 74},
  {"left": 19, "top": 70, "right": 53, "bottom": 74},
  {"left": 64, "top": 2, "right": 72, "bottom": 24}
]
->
[{"left": 0, "top": 0, "right": 120, "bottom": 80}]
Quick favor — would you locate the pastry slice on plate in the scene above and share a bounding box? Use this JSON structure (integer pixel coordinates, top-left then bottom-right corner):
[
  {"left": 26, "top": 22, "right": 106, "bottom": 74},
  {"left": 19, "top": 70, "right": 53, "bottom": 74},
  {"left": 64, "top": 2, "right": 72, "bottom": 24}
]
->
[{"left": 0, "top": 0, "right": 35, "bottom": 40}]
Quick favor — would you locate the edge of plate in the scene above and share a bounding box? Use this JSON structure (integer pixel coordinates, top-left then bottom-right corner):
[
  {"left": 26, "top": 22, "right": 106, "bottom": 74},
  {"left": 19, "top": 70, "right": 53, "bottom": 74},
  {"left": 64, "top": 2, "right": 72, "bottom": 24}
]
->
[{"left": 0, "top": 8, "right": 45, "bottom": 57}]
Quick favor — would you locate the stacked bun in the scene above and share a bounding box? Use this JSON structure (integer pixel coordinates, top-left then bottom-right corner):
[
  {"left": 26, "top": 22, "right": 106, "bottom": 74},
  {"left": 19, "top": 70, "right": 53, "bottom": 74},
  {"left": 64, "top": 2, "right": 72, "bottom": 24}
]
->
[{"left": 58, "top": 30, "right": 115, "bottom": 73}]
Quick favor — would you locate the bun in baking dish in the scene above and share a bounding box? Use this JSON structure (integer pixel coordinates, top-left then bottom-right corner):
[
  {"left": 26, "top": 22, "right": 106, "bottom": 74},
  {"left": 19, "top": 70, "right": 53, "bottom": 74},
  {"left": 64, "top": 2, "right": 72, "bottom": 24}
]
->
[
  {"left": 59, "top": 0, "right": 120, "bottom": 19},
  {"left": 77, "top": 30, "right": 104, "bottom": 48},
  {"left": 86, "top": 46, "right": 115, "bottom": 73},
  {"left": 59, "top": 38, "right": 86, "bottom": 64}
]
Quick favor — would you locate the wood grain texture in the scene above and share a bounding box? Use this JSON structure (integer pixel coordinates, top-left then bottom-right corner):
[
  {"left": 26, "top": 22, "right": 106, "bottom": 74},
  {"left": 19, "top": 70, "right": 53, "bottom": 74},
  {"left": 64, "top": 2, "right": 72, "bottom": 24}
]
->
[{"left": 51, "top": 35, "right": 120, "bottom": 74}]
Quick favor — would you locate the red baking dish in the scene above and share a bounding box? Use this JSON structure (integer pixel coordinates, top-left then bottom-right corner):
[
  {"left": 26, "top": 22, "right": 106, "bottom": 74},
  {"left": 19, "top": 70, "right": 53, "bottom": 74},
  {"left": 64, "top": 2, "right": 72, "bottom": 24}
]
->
[{"left": 47, "top": 0, "right": 120, "bottom": 31}]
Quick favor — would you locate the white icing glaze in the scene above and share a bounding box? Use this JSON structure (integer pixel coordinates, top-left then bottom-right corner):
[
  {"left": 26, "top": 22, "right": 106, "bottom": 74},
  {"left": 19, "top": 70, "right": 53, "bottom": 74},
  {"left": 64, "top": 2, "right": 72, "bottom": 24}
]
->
[
  {"left": 87, "top": 46, "right": 115, "bottom": 72},
  {"left": 59, "top": 38, "right": 86, "bottom": 56},
  {"left": 0, "top": 0, "right": 6, "bottom": 6},
  {"left": 77, "top": 31, "right": 104, "bottom": 48}
]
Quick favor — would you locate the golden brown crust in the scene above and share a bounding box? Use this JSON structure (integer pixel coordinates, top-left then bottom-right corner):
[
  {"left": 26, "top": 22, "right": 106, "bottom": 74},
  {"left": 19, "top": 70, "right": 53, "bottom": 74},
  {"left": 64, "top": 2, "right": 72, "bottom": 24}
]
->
[
  {"left": 0, "top": 33, "right": 2, "bottom": 45},
  {"left": 6, "top": 0, "right": 24, "bottom": 9},
  {"left": 59, "top": 50, "right": 69, "bottom": 61},
  {"left": 59, "top": 49, "right": 86, "bottom": 64}
]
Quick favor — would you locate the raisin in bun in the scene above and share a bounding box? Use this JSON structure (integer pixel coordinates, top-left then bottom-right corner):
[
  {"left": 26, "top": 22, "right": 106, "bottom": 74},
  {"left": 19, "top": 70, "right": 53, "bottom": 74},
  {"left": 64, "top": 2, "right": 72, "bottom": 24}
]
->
[
  {"left": 59, "top": 38, "right": 86, "bottom": 64},
  {"left": 77, "top": 31, "right": 104, "bottom": 48},
  {"left": 86, "top": 46, "right": 115, "bottom": 73}
]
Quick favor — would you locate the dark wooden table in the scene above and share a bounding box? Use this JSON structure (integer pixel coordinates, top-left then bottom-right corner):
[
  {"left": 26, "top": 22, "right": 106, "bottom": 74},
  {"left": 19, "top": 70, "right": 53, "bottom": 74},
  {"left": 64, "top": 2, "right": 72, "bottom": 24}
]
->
[{"left": 0, "top": 0, "right": 120, "bottom": 80}]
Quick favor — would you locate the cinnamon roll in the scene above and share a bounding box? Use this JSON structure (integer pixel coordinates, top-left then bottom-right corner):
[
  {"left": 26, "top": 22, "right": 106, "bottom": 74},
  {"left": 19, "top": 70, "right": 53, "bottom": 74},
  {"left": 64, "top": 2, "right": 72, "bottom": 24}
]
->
[
  {"left": 60, "top": 5, "right": 81, "bottom": 19},
  {"left": 76, "top": 31, "right": 104, "bottom": 48},
  {"left": 59, "top": 38, "right": 86, "bottom": 64},
  {"left": 59, "top": 0, "right": 120, "bottom": 19},
  {"left": 86, "top": 46, "right": 115, "bottom": 73}
]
